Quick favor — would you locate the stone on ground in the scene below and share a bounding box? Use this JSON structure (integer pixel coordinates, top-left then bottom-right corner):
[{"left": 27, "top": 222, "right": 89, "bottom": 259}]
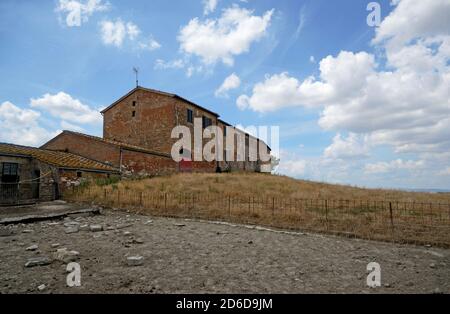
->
[
  {"left": 24, "top": 257, "right": 52, "bottom": 267},
  {"left": 90, "top": 224, "right": 103, "bottom": 232},
  {"left": 127, "top": 255, "right": 144, "bottom": 266},
  {"left": 53, "top": 248, "right": 80, "bottom": 263}
]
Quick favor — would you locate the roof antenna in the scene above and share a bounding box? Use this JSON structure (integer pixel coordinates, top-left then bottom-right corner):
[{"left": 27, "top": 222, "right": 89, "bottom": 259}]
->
[{"left": 133, "top": 67, "right": 139, "bottom": 88}]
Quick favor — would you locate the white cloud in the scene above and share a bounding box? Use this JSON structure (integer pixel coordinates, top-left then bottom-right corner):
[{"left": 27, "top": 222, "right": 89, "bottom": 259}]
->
[
  {"left": 60, "top": 120, "right": 86, "bottom": 133},
  {"left": 154, "top": 59, "right": 186, "bottom": 70},
  {"left": 215, "top": 73, "right": 241, "bottom": 97},
  {"left": 100, "top": 19, "right": 128, "bottom": 46},
  {"left": 0, "top": 101, "right": 58, "bottom": 146},
  {"left": 364, "top": 159, "right": 425, "bottom": 174},
  {"left": 203, "top": 0, "right": 219, "bottom": 15},
  {"left": 56, "top": 0, "right": 110, "bottom": 27},
  {"left": 99, "top": 19, "right": 160, "bottom": 51},
  {"left": 126, "top": 22, "right": 141, "bottom": 40},
  {"left": 373, "top": 0, "right": 450, "bottom": 47},
  {"left": 178, "top": 6, "right": 273, "bottom": 66},
  {"left": 276, "top": 158, "right": 307, "bottom": 177},
  {"left": 309, "top": 55, "right": 315, "bottom": 63},
  {"left": 138, "top": 37, "right": 161, "bottom": 51},
  {"left": 30, "top": 92, "right": 102, "bottom": 125},
  {"left": 237, "top": 0, "right": 450, "bottom": 161},
  {"left": 324, "top": 133, "right": 370, "bottom": 160}
]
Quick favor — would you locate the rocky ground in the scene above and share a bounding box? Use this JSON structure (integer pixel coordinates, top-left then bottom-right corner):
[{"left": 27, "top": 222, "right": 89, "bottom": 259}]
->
[{"left": 0, "top": 202, "right": 449, "bottom": 293}]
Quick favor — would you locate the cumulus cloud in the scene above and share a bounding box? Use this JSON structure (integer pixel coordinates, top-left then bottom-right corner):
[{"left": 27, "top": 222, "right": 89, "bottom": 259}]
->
[
  {"left": 215, "top": 73, "right": 241, "bottom": 97},
  {"left": 276, "top": 158, "right": 307, "bottom": 177},
  {"left": 203, "top": 0, "right": 219, "bottom": 15},
  {"left": 100, "top": 19, "right": 160, "bottom": 50},
  {"left": 237, "top": 0, "right": 450, "bottom": 161},
  {"left": 364, "top": 159, "right": 425, "bottom": 174},
  {"left": 324, "top": 133, "right": 370, "bottom": 160},
  {"left": 178, "top": 6, "right": 273, "bottom": 66},
  {"left": 0, "top": 101, "right": 58, "bottom": 146},
  {"left": 30, "top": 92, "right": 102, "bottom": 125},
  {"left": 56, "top": 0, "right": 110, "bottom": 27}
]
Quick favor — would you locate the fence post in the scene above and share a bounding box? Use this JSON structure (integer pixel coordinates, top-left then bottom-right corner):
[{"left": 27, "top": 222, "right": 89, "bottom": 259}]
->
[
  {"left": 164, "top": 193, "right": 167, "bottom": 210},
  {"left": 272, "top": 197, "right": 275, "bottom": 217},
  {"left": 139, "top": 191, "right": 143, "bottom": 207},
  {"left": 228, "top": 196, "right": 231, "bottom": 217},
  {"left": 389, "top": 202, "right": 394, "bottom": 236},
  {"left": 325, "top": 199, "right": 329, "bottom": 230}
]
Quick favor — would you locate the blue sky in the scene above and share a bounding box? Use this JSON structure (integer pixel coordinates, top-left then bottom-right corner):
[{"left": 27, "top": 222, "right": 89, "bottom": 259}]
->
[{"left": 1, "top": 0, "right": 449, "bottom": 189}]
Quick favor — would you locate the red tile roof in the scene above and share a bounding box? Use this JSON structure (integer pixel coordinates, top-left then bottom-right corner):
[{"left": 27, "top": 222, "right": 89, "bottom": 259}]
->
[{"left": 0, "top": 143, "right": 118, "bottom": 173}]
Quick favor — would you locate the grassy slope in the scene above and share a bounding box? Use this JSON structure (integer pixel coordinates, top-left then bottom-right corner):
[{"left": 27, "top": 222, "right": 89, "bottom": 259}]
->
[{"left": 115, "top": 173, "right": 450, "bottom": 203}]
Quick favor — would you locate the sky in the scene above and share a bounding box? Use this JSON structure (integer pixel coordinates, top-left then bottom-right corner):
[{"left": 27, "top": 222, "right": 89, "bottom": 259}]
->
[{"left": 0, "top": 0, "right": 449, "bottom": 190}]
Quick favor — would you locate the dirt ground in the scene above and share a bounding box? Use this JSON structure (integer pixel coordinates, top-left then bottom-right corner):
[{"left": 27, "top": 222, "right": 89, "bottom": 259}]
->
[{"left": 0, "top": 202, "right": 449, "bottom": 294}]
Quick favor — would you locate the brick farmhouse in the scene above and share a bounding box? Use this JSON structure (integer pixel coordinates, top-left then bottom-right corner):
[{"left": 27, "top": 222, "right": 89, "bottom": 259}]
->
[{"left": 42, "top": 86, "right": 272, "bottom": 177}]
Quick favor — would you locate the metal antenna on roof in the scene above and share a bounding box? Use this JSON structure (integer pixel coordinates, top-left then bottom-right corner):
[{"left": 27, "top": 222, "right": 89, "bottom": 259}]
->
[{"left": 133, "top": 67, "right": 139, "bottom": 87}]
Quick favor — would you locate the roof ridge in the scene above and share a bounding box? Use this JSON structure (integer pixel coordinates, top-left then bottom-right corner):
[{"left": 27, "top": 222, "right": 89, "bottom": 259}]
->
[
  {"left": 0, "top": 142, "right": 118, "bottom": 172},
  {"left": 61, "top": 130, "right": 171, "bottom": 157}
]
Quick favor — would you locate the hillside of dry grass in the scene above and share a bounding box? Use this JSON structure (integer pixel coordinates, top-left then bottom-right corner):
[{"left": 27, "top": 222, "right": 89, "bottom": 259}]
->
[{"left": 113, "top": 173, "right": 450, "bottom": 203}]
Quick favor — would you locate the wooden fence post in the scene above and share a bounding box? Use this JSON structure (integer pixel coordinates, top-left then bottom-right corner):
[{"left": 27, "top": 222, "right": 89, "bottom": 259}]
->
[
  {"left": 325, "top": 199, "right": 329, "bottom": 230},
  {"left": 272, "top": 197, "right": 275, "bottom": 217},
  {"left": 389, "top": 202, "right": 394, "bottom": 234}
]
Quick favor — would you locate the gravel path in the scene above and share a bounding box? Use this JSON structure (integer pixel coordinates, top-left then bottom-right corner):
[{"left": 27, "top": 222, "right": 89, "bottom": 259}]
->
[{"left": 0, "top": 205, "right": 449, "bottom": 293}]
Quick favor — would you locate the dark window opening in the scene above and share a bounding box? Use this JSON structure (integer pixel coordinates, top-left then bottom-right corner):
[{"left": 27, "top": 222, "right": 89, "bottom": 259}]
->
[
  {"left": 132, "top": 111, "right": 136, "bottom": 117},
  {"left": 2, "top": 162, "right": 19, "bottom": 183},
  {"left": 187, "top": 109, "right": 193, "bottom": 123},
  {"left": 223, "top": 126, "right": 227, "bottom": 136},
  {"left": 202, "top": 116, "right": 212, "bottom": 129},
  {"left": 132, "top": 101, "right": 136, "bottom": 106},
  {"left": 76, "top": 171, "right": 82, "bottom": 178}
]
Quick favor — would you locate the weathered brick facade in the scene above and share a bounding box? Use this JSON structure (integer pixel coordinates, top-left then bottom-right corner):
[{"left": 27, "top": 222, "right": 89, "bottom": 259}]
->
[
  {"left": 41, "top": 86, "right": 272, "bottom": 178},
  {"left": 42, "top": 131, "right": 177, "bottom": 177},
  {"left": 101, "top": 87, "right": 271, "bottom": 173}
]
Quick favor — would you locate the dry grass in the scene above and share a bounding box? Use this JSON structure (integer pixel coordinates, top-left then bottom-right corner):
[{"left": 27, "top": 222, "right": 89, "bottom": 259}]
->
[
  {"left": 65, "top": 173, "right": 450, "bottom": 247},
  {"left": 112, "top": 172, "right": 450, "bottom": 203}
]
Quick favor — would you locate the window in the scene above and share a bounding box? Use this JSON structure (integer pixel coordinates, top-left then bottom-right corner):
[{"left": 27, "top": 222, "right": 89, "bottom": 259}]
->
[
  {"left": 132, "top": 101, "right": 136, "bottom": 107},
  {"left": 202, "top": 116, "right": 212, "bottom": 129},
  {"left": 1, "top": 162, "right": 19, "bottom": 183},
  {"left": 132, "top": 111, "right": 136, "bottom": 117},
  {"left": 223, "top": 126, "right": 227, "bottom": 137},
  {"left": 187, "top": 109, "right": 193, "bottom": 123},
  {"left": 76, "top": 171, "right": 82, "bottom": 178},
  {"left": 2, "top": 163, "right": 18, "bottom": 176}
]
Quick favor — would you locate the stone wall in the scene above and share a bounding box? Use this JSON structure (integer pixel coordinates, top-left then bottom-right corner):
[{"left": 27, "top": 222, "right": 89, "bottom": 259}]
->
[{"left": 0, "top": 155, "right": 57, "bottom": 204}]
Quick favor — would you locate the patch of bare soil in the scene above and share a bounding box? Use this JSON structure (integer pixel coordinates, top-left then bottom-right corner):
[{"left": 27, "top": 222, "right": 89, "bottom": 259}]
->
[{"left": 0, "top": 203, "right": 448, "bottom": 293}]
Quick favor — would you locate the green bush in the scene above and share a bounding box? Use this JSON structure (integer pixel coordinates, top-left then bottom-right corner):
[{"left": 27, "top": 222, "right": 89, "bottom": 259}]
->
[{"left": 95, "top": 176, "right": 120, "bottom": 186}]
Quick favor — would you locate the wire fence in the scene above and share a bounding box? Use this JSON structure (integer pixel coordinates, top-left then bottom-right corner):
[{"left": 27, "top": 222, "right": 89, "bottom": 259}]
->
[{"left": 64, "top": 185, "right": 450, "bottom": 247}]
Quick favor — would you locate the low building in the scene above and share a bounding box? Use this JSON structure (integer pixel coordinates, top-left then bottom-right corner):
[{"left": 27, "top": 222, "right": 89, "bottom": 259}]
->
[
  {"left": 0, "top": 143, "right": 118, "bottom": 205},
  {"left": 42, "top": 130, "right": 176, "bottom": 177}
]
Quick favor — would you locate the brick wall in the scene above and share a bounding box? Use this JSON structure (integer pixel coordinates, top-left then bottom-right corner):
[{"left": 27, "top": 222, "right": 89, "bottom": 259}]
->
[
  {"left": 103, "top": 89, "right": 177, "bottom": 154},
  {"left": 0, "top": 156, "right": 57, "bottom": 203},
  {"left": 43, "top": 131, "right": 177, "bottom": 177}
]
